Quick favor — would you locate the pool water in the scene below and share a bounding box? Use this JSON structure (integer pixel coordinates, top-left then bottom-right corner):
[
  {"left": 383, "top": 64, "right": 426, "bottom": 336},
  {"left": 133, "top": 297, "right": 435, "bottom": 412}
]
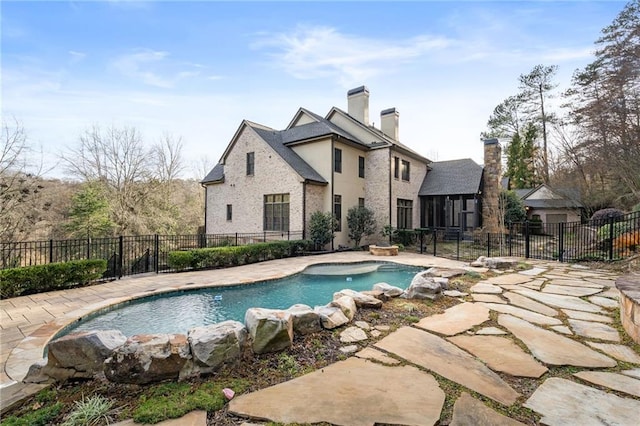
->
[{"left": 63, "top": 262, "right": 422, "bottom": 337}]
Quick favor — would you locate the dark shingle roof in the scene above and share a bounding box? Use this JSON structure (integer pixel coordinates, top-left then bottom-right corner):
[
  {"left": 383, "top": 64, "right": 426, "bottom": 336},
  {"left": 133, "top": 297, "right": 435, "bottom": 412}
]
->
[
  {"left": 250, "top": 126, "right": 328, "bottom": 184},
  {"left": 281, "top": 121, "right": 362, "bottom": 146},
  {"left": 201, "top": 163, "right": 224, "bottom": 184},
  {"left": 419, "top": 159, "right": 483, "bottom": 196}
]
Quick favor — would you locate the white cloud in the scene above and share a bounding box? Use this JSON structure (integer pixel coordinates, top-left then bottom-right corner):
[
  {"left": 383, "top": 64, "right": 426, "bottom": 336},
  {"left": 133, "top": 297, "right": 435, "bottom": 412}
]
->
[
  {"left": 253, "top": 26, "right": 452, "bottom": 87},
  {"left": 111, "top": 49, "right": 174, "bottom": 88}
]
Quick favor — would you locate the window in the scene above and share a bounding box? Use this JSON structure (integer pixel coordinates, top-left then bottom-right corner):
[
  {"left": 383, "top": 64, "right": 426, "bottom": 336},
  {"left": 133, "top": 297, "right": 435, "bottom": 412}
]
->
[
  {"left": 226, "top": 204, "right": 232, "bottom": 221},
  {"left": 264, "top": 193, "right": 289, "bottom": 231},
  {"left": 397, "top": 199, "right": 413, "bottom": 229},
  {"left": 334, "top": 194, "right": 342, "bottom": 231},
  {"left": 246, "top": 152, "right": 255, "bottom": 176},
  {"left": 393, "top": 156, "right": 400, "bottom": 179},
  {"left": 358, "top": 156, "right": 365, "bottom": 178},
  {"left": 401, "top": 160, "right": 410, "bottom": 181},
  {"left": 358, "top": 198, "right": 365, "bottom": 208},
  {"left": 334, "top": 148, "right": 342, "bottom": 173}
]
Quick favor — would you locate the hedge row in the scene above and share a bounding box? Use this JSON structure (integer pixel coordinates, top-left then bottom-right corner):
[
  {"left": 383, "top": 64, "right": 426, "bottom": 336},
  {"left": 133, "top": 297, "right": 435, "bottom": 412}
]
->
[
  {"left": 0, "top": 259, "right": 108, "bottom": 298},
  {"left": 168, "top": 240, "right": 311, "bottom": 271}
]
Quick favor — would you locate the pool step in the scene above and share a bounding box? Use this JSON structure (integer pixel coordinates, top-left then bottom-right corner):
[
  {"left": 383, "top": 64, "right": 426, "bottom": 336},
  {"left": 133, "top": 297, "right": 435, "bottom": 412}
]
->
[{"left": 377, "top": 264, "right": 405, "bottom": 272}]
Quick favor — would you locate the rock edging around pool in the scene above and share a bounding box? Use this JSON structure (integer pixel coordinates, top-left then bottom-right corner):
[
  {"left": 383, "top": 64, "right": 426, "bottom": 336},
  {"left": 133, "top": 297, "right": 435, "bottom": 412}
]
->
[{"left": 23, "top": 267, "right": 461, "bottom": 385}]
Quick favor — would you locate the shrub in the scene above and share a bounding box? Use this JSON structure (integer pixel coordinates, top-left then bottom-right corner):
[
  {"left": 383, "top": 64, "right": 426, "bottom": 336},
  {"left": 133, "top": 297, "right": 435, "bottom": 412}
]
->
[
  {"left": 167, "top": 240, "right": 311, "bottom": 271},
  {"left": 1, "top": 402, "right": 63, "bottom": 426},
  {"left": 614, "top": 230, "right": 640, "bottom": 254},
  {"left": 309, "top": 211, "right": 337, "bottom": 249},
  {"left": 597, "top": 222, "right": 631, "bottom": 240},
  {"left": 0, "top": 259, "right": 107, "bottom": 298},
  {"left": 61, "top": 395, "right": 114, "bottom": 426},
  {"left": 590, "top": 208, "right": 624, "bottom": 224},
  {"left": 346, "top": 206, "right": 376, "bottom": 247}
]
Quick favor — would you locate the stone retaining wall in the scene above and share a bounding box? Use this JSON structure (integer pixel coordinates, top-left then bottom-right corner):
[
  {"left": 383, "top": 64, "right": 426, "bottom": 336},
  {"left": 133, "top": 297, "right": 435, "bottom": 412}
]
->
[{"left": 616, "top": 274, "right": 640, "bottom": 344}]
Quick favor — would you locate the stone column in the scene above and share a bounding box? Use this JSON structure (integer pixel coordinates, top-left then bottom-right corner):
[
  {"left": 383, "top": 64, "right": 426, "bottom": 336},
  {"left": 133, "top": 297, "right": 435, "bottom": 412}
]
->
[{"left": 482, "top": 139, "right": 502, "bottom": 234}]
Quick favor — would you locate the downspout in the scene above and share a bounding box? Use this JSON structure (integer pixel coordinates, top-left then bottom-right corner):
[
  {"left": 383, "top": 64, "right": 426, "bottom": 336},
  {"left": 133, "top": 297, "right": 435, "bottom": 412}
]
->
[
  {"left": 200, "top": 182, "right": 208, "bottom": 234},
  {"left": 388, "top": 148, "right": 393, "bottom": 243},
  {"left": 331, "top": 137, "right": 335, "bottom": 251},
  {"left": 302, "top": 180, "right": 307, "bottom": 240}
]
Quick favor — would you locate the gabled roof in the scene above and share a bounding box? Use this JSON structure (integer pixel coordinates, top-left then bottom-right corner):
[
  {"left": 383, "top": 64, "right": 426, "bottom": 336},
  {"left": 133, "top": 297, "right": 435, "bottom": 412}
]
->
[
  {"left": 419, "top": 158, "right": 483, "bottom": 196},
  {"left": 326, "top": 107, "right": 430, "bottom": 163},
  {"left": 201, "top": 163, "right": 224, "bottom": 184},
  {"left": 514, "top": 184, "right": 583, "bottom": 209},
  {"left": 249, "top": 125, "right": 328, "bottom": 184}
]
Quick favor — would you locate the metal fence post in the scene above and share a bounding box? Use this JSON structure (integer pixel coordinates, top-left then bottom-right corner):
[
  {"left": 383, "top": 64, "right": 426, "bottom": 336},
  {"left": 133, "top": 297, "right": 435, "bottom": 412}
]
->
[
  {"left": 487, "top": 233, "right": 491, "bottom": 257},
  {"left": 433, "top": 228, "right": 437, "bottom": 256},
  {"left": 235, "top": 233, "right": 238, "bottom": 246},
  {"left": 49, "top": 239, "right": 54, "bottom": 264},
  {"left": 608, "top": 216, "right": 614, "bottom": 261},
  {"left": 525, "top": 221, "right": 530, "bottom": 259},
  {"left": 508, "top": 222, "right": 513, "bottom": 257},
  {"left": 456, "top": 230, "right": 460, "bottom": 260},
  {"left": 558, "top": 222, "right": 565, "bottom": 262},
  {"left": 118, "top": 236, "right": 124, "bottom": 279},
  {"left": 154, "top": 234, "right": 159, "bottom": 273}
]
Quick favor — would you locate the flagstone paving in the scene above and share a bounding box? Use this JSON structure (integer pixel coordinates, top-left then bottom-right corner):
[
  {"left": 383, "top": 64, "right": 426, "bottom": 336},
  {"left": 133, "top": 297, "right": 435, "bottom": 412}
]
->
[
  {"left": 2, "top": 255, "right": 640, "bottom": 425},
  {"left": 561, "top": 308, "right": 613, "bottom": 323},
  {"left": 574, "top": 371, "right": 640, "bottom": 398},
  {"left": 450, "top": 393, "right": 527, "bottom": 426},
  {"left": 447, "top": 335, "right": 548, "bottom": 378},
  {"left": 415, "top": 302, "right": 489, "bottom": 336},
  {"left": 513, "top": 288, "right": 604, "bottom": 312},
  {"left": 498, "top": 314, "right": 617, "bottom": 367},
  {"left": 479, "top": 303, "right": 562, "bottom": 326},
  {"left": 588, "top": 295, "right": 619, "bottom": 308},
  {"left": 228, "top": 357, "right": 446, "bottom": 426},
  {"left": 567, "top": 318, "right": 621, "bottom": 342},
  {"left": 375, "top": 326, "right": 520, "bottom": 405},
  {"left": 503, "top": 291, "right": 559, "bottom": 316},
  {"left": 524, "top": 378, "right": 640, "bottom": 426},
  {"left": 541, "top": 284, "right": 603, "bottom": 297},
  {"left": 586, "top": 342, "right": 640, "bottom": 363}
]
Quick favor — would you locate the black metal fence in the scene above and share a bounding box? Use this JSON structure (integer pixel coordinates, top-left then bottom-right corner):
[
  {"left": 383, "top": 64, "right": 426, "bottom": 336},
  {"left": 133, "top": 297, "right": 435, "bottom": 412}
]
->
[
  {"left": 0, "top": 231, "right": 304, "bottom": 279},
  {"left": 415, "top": 211, "right": 640, "bottom": 263}
]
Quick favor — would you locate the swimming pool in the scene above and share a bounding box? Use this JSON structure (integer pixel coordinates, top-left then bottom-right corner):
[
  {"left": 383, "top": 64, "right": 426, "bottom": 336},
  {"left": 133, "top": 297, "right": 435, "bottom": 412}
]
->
[{"left": 62, "top": 262, "right": 422, "bottom": 337}]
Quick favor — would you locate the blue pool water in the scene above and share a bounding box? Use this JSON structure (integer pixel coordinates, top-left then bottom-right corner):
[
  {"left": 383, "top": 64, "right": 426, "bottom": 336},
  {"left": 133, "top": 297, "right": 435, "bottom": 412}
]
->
[{"left": 63, "top": 262, "right": 422, "bottom": 337}]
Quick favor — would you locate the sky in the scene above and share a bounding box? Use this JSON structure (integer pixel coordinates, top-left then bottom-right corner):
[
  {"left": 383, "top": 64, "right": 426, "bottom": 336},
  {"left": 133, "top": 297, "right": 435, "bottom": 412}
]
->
[{"left": 1, "top": 0, "right": 628, "bottom": 179}]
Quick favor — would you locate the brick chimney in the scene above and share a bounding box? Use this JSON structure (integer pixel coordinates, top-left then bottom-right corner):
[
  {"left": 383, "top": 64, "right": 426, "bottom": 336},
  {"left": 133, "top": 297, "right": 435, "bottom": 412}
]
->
[
  {"left": 380, "top": 108, "right": 399, "bottom": 140},
  {"left": 482, "top": 138, "right": 502, "bottom": 233},
  {"left": 347, "top": 86, "right": 369, "bottom": 125}
]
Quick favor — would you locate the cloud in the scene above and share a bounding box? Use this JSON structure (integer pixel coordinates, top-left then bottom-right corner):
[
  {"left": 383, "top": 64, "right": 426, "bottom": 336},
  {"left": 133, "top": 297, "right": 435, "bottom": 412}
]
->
[
  {"left": 252, "top": 26, "right": 452, "bottom": 87},
  {"left": 111, "top": 49, "right": 174, "bottom": 88}
]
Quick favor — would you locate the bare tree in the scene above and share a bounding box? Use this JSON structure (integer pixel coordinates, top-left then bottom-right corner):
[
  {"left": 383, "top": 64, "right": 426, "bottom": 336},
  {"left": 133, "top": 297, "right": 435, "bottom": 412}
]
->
[
  {"left": 153, "top": 133, "right": 185, "bottom": 182},
  {"left": 0, "top": 119, "right": 45, "bottom": 243}
]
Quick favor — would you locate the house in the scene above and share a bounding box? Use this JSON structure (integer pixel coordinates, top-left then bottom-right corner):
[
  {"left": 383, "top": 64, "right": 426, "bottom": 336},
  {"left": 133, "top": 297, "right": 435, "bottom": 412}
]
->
[
  {"left": 202, "top": 86, "right": 487, "bottom": 247},
  {"left": 513, "top": 184, "right": 584, "bottom": 225}
]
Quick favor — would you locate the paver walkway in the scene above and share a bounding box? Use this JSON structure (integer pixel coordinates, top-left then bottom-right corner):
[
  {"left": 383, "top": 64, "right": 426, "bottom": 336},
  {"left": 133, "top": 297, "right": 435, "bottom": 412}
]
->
[{"left": 2, "top": 254, "right": 640, "bottom": 425}]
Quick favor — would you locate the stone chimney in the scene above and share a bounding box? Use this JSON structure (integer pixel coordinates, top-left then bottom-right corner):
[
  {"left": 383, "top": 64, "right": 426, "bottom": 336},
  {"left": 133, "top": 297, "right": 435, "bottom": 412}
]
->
[
  {"left": 380, "top": 108, "right": 399, "bottom": 140},
  {"left": 482, "top": 138, "right": 502, "bottom": 233},
  {"left": 347, "top": 86, "right": 369, "bottom": 125}
]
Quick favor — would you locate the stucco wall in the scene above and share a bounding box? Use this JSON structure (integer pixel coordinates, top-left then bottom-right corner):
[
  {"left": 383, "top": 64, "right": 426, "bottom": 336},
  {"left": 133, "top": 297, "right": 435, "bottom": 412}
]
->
[
  {"left": 205, "top": 126, "right": 304, "bottom": 234},
  {"left": 333, "top": 141, "right": 367, "bottom": 246},
  {"left": 528, "top": 208, "right": 581, "bottom": 225}
]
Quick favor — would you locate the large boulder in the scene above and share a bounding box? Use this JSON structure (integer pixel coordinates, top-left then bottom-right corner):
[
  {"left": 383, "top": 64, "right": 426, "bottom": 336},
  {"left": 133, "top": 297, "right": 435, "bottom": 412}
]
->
[
  {"left": 373, "top": 282, "right": 404, "bottom": 298},
  {"left": 25, "top": 330, "right": 127, "bottom": 383},
  {"left": 188, "top": 321, "right": 247, "bottom": 374},
  {"left": 245, "top": 308, "right": 293, "bottom": 354},
  {"left": 423, "top": 267, "right": 467, "bottom": 279},
  {"left": 104, "top": 334, "right": 192, "bottom": 384},
  {"left": 330, "top": 296, "right": 358, "bottom": 321},
  {"left": 285, "top": 304, "right": 322, "bottom": 335},
  {"left": 314, "top": 305, "right": 350, "bottom": 329},
  {"left": 405, "top": 272, "right": 443, "bottom": 300},
  {"left": 333, "top": 289, "right": 383, "bottom": 309}
]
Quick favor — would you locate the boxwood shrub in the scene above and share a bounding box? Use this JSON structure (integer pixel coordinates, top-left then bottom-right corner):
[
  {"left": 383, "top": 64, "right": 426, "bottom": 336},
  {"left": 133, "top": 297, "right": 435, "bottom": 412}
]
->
[
  {"left": 0, "top": 259, "right": 107, "bottom": 298},
  {"left": 168, "top": 240, "right": 311, "bottom": 271}
]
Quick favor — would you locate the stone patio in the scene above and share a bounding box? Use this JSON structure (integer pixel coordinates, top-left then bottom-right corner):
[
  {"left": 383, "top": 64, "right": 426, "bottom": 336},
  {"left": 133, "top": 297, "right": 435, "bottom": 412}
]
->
[{"left": 2, "top": 254, "right": 640, "bottom": 425}]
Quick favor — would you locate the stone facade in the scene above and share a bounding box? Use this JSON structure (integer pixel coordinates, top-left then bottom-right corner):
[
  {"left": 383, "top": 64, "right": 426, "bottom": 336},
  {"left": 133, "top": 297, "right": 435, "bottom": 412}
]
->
[
  {"left": 364, "top": 147, "right": 391, "bottom": 242},
  {"left": 482, "top": 139, "right": 502, "bottom": 233},
  {"left": 205, "top": 125, "right": 305, "bottom": 234},
  {"left": 616, "top": 275, "right": 640, "bottom": 344}
]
